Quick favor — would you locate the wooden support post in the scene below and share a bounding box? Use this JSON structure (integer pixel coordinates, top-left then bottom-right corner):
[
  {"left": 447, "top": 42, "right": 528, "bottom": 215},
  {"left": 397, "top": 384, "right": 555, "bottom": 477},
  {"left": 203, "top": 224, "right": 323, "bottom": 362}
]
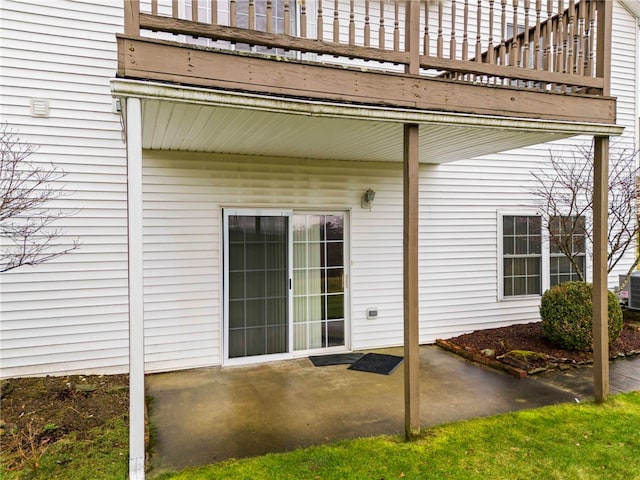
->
[
  {"left": 124, "top": 0, "right": 140, "bottom": 36},
  {"left": 126, "top": 97, "right": 146, "bottom": 480},
  {"left": 403, "top": 0, "right": 421, "bottom": 441},
  {"left": 403, "top": 123, "right": 420, "bottom": 440},
  {"left": 593, "top": 135, "right": 609, "bottom": 404},
  {"left": 592, "top": 0, "right": 612, "bottom": 405}
]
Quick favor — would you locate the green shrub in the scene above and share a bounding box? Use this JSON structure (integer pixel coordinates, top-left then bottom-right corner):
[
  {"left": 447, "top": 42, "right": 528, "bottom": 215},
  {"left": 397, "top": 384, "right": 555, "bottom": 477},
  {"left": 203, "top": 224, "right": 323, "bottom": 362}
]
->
[{"left": 540, "top": 281, "right": 623, "bottom": 351}]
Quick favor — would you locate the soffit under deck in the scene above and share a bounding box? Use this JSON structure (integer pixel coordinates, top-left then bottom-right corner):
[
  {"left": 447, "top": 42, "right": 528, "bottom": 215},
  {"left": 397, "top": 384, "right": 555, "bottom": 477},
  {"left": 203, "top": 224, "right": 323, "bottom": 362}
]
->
[{"left": 113, "top": 80, "right": 623, "bottom": 164}]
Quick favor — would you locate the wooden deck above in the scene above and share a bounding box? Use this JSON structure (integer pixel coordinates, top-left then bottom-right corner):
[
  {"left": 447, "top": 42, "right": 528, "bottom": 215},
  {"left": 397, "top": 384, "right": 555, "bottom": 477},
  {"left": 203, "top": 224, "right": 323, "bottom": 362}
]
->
[{"left": 118, "top": 0, "right": 616, "bottom": 125}]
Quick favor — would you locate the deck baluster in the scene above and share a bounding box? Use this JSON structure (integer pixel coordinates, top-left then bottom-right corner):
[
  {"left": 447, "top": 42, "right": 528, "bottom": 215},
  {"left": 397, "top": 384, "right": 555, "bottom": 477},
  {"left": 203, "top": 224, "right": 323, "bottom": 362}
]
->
[
  {"left": 437, "top": 1, "right": 443, "bottom": 58},
  {"left": 462, "top": 0, "right": 469, "bottom": 61},
  {"left": 544, "top": 0, "right": 553, "bottom": 71},
  {"left": 394, "top": 1, "right": 400, "bottom": 51},
  {"left": 192, "top": 0, "right": 199, "bottom": 22},
  {"left": 364, "top": 0, "right": 371, "bottom": 47},
  {"left": 334, "top": 0, "right": 341, "bottom": 43},
  {"left": 300, "top": 0, "right": 307, "bottom": 38},
  {"left": 475, "top": 0, "right": 482, "bottom": 62},
  {"left": 266, "top": 1, "right": 273, "bottom": 33},
  {"left": 511, "top": 0, "right": 519, "bottom": 67},
  {"left": 210, "top": 0, "right": 217, "bottom": 25},
  {"left": 523, "top": 0, "right": 530, "bottom": 68},
  {"left": 349, "top": 0, "right": 356, "bottom": 45},
  {"left": 586, "top": 0, "right": 596, "bottom": 77},
  {"left": 450, "top": 0, "right": 457, "bottom": 60},
  {"left": 556, "top": 0, "right": 565, "bottom": 73},
  {"left": 576, "top": 0, "right": 585, "bottom": 75},
  {"left": 249, "top": 0, "right": 255, "bottom": 30},
  {"left": 499, "top": 0, "right": 507, "bottom": 66},
  {"left": 172, "top": 0, "right": 179, "bottom": 19},
  {"left": 379, "top": 1, "right": 386, "bottom": 49},
  {"left": 317, "top": 3, "right": 323, "bottom": 41},
  {"left": 230, "top": 0, "right": 237, "bottom": 27},
  {"left": 151, "top": 0, "right": 157, "bottom": 16},
  {"left": 424, "top": 0, "right": 431, "bottom": 55},
  {"left": 284, "top": 1, "right": 290, "bottom": 35},
  {"left": 534, "top": 0, "right": 541, "bottom": 69},
  {"left": 488, "top": 0, "right": 495, "bottom": 64}
]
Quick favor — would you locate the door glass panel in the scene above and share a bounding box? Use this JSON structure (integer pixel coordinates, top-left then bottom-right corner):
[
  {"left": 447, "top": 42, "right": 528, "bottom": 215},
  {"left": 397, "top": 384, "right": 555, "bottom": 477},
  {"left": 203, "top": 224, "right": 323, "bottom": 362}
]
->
[
  {"left": 293, "top": 214, "right": 345, "bottom": 350},
  {"left": 227, "top": 215, "right": 288, "bottom": 358}
]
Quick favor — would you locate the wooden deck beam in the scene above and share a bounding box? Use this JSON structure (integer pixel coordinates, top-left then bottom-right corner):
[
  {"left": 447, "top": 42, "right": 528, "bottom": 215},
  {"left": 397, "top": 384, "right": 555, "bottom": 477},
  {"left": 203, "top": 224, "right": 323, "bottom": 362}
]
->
[{"left": 117, "top": 36, "right": 616, "bottom": 125}]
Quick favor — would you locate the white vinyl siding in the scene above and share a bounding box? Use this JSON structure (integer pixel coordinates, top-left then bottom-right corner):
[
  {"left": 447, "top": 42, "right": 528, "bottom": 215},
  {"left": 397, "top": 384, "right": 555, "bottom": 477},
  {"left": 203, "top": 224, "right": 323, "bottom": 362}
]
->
[
  {"left": 0, "top": 0, "right": 127, "bottom": 377},
  {"left": 0, "top": 1, "right": 637, "bottom": 377}
]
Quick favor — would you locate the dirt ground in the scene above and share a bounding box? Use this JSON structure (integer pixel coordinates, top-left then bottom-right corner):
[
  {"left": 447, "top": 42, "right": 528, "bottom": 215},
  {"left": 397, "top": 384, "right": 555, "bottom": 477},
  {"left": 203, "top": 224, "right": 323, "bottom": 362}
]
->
[
  {"left": 0, "top": 374, "right": 129, "bottom": 471},
  {"left": 2, "top": 310, "right": 639, "bottom": 472}
]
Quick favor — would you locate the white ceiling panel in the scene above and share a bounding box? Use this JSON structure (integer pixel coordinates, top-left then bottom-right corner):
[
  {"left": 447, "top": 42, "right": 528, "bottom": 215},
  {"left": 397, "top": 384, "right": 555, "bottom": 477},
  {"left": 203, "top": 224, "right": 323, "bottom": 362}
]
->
[{"left": 140, "top": 99, "right": 574, "bottom": 164}]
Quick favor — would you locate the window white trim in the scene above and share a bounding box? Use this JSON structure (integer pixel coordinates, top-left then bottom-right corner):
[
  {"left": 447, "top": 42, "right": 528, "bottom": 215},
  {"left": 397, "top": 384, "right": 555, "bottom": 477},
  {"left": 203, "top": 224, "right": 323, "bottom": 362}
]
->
[
  {"left": 498, "top": 211, "right": 590, "bottom": 301},
  {"left": 498, "top": 210, "right": 543, "bottom": 301}
]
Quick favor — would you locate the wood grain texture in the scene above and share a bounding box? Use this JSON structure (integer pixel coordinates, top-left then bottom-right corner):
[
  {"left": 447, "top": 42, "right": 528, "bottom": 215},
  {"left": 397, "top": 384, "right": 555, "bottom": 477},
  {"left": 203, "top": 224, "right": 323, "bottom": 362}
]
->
[{"left": 117, "top": 36, "right": 616, "bottom": 124}]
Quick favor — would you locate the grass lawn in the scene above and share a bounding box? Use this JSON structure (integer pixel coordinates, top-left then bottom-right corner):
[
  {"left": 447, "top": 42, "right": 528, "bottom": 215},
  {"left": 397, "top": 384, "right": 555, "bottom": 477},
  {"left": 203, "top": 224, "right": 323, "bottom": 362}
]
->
[
  {"left": 3, "top": 392, "right": 639, "bottom": 480},
  {"left": 152, "top": 391, "right": 640, "bottom": 480}
]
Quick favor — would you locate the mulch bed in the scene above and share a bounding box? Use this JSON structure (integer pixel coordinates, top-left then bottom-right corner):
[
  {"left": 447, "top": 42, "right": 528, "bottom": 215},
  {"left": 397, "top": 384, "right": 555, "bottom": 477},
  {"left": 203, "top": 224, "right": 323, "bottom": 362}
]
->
[{"left": 437, "top": 310, "right": 640, "bottom": 378}]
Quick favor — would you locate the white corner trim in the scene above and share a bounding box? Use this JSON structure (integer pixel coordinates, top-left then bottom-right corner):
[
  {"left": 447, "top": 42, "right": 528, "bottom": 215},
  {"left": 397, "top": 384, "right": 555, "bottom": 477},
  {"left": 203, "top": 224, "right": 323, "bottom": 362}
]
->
[{"left": 126, "top": 97, "right": 146, "bottom": 480}]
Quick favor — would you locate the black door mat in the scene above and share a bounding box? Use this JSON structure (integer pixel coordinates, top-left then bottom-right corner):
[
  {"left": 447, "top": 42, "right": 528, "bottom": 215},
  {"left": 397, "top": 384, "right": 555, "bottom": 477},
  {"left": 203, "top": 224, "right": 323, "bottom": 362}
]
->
[
  {"left": 309, "top": 353, "right": 365, "bottom": 366},
  {"left": 347, "top": 353, "right": 404, "bottom": 375}
]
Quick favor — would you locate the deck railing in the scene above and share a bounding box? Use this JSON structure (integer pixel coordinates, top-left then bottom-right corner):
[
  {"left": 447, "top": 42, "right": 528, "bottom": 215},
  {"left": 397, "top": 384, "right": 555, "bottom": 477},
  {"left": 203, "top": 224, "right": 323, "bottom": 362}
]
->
[{"left": 123, "top": 0, "right": 611, "bottom": 95}]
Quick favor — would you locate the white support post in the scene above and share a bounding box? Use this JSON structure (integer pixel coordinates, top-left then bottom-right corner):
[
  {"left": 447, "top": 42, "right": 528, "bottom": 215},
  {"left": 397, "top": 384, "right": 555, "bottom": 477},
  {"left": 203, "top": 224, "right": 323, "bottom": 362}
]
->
[{"left": 126, "top": 97, "right": 146, "bottom": 480}]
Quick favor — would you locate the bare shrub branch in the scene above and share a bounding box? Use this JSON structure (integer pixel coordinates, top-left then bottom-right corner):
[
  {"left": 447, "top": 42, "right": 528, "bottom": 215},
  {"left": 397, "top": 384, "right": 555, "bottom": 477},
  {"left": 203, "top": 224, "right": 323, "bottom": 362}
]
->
[
  {"left": 530, "top": 141, "right": 639, "bottom": 288},
  {"left": 1, "top": 123, "right": 80, "bottom": 272}
]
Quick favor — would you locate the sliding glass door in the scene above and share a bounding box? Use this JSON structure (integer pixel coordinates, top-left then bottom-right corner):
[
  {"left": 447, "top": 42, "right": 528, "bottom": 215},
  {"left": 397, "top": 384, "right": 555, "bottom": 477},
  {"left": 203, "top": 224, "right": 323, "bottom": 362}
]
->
[
  {"left": 293, "top": 214, "right": 345, "bottom": 351},
  {"left": 224, "top": 210, "right": 346, "bottom": 361},
  {"left": 224, "top": 211, "right": 291, "bottom": 359}
]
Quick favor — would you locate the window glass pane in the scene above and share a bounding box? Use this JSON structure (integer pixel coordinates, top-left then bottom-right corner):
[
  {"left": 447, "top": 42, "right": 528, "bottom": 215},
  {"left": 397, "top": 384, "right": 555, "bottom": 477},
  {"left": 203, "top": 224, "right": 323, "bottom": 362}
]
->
[
  {"left": 294, "top": 243, "right": 306, "bottom": 268},
  {"left": 515, "top": 216, "right": 529, "bottom": 235},
  {"left": 504, "top": 278, "right": 513, "bottom": 296},
  {"left": 528, "top": 235, "right": 541, "bottom": 254},
  {"left": 513, "top": 277, "right": 526, "bottom": 295},
  {"left": 515, "top": 237, "right": 528, "bottom": 254},
  {"left": 228, "top": 300, "right": 245, "bottom": 328},
  {"left": 326, "top": 268, "right": 344, "bottom": 293},
  {"left": 293, "top": 215, "right": 307, "bottom": 242},
  {"left": 246, "top": 299, "right": 265, "bottom": 327},
  {"left": 309, "top": 295, "right": 324, "bottom": 321},
  {"left": 529, "top": 216, "right": 541, "bottom": 232},
  {"left": 308, "top": 321, "right": 323, "bottom": 349},
  {"left": 503, "top": 258, "right": 512, "bottom": 276},
  {"left": 503, "top": 216, "right": 514, "bottom": 235},
  {"left": 512, "top": 258, "right": 526, "bottom": 275},
  {"left": 229, "top": 243, "right": 244, "bottom": 270},
  {"left": 326, "top": 294, "right": 344, "bottom": 320},
  {"left": 527, "top": 257, "right": 540, "bottom": 276},
  {"left": 326, "top": 242, "right": 343, "bottom": 267},
  {"left": 325, "top": 215, "right": 344, "bottom": 240},
  {"left": 503, "top": 237, "right": 514, "bottom": 255},
  {"left": 326, "top": 320, "right": 345, "bottom": 347},
  {"left": 527, "top": 276, "right": 541, "bottom": 295}
]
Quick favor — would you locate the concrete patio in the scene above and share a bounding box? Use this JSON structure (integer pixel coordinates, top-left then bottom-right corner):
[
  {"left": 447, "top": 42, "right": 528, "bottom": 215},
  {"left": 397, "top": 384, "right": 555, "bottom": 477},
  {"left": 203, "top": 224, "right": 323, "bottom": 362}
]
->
[{"left": 146, "top": 345, "right": 640, "bottom": 473}]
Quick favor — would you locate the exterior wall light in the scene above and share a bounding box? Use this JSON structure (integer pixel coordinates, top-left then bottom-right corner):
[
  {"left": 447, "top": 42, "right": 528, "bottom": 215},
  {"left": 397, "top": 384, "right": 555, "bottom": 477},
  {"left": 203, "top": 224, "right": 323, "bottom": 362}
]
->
[{"left": 361, "top": 188, "right": 376, "bottom": 210}]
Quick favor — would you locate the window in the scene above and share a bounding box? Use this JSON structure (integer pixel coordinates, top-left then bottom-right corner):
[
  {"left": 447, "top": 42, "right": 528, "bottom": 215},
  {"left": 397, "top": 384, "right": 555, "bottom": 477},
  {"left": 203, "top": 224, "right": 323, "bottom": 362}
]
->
[
  {"left": 500, "top": 213, "right": 589, "bottom": 299},
  {"left": 502, "top": 215, "right": 542, "bottom": 297},
  {"left": 549, "top": 216, "right": 586, "bottom": 287}
]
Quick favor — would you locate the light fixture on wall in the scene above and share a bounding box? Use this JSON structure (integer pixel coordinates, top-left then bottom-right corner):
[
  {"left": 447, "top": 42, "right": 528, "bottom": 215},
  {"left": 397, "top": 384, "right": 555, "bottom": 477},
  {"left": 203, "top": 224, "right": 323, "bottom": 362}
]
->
[{"left": 361, "top": 188, "right": 376, "bottom": 210}]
